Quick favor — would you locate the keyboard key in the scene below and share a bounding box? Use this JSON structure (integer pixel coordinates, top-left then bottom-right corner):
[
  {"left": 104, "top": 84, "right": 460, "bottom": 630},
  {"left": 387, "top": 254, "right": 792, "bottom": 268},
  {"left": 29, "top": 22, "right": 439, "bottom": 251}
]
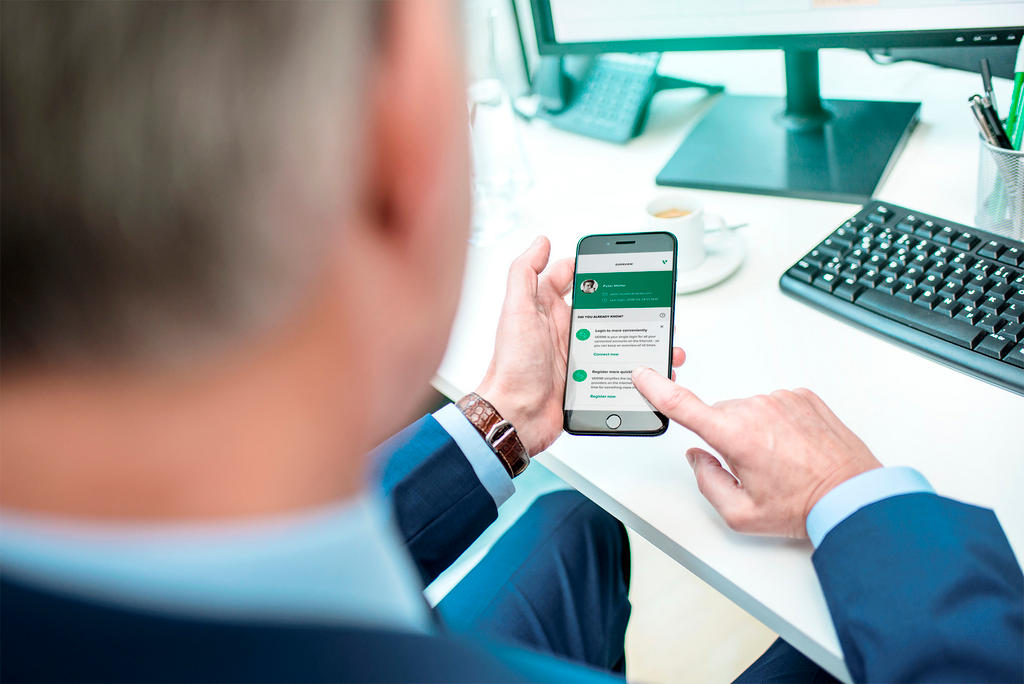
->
[
  {"left": 934, "top": 297, "right": 961, "bottom": 317},
  {"left": 897, "top": 215, "right": 922, "bottom": 232},
  {"left": 953, "top": 232, "right": 980, "bottom": 250},
  {"left": 871, "top": 244, "right": 893, "bottom": 259},
  {"left": 823, "top": 257, "right": 843, "bottom": 274},
  {"left": 968, "top": 259, "right": 992, "bottom": 277},
  {"left": 812, "top": 272, "right": 839, "bottom": 292},
  {"left": 976, "top": 313, "right": 1005, "bottom": 334},
  {"left": 882, "top": 259, "right": 904, "bottom": 278},
  {"left": 787, "top": 261, "right": 817, "bottom": 283},
  {"left": 979, "top": 295, "right": 1005, "bottom": 315},
  {"left": 833, "top": 280, "right": 863, "bottom": 302},
  {"left": 898, "top": 266, "right": 925, "bottom": 286},
  {"left": 867, "top": 205, "right": 893, "bottom": 223},
  {"left": 988, "top": 282, "right": 1013, "bottom": 299},
  {"left": 844, "top": 248, "right": 869, "bottom": 267},
  {"left": 944, "top": 266, "right": 969, "bottom": 284},
  {"left": 839, "top": 265, "right": 862, "bottom": 282},
  {"left": 866, "top": 253, "right": 887, "bottom": 269},
  {"left": 875, "top": 275, "right": 900, "bottom": 294},
  {"left": 830, "top": 229, "right": 856, "bottom": 248},
  {"left": 937, "top": 281, "right": 963, "bottom": 300},
  {"left": 914, "top": 290, "right": 940, "bottom": 310},
  {"left": 911, "top": 239, "right": 932, "bottom": 256},
  {"left": 991, "top": 266, "right": 1017, "bottom": 284},
  {"left": 1001, "top": 321, "right": 1024, "bottom": 342},
  {"left": 977, "top": 334, "right": 1015, "bottom": 359},
  {"left": 930, "top": 245, "right": 953, "bottom": 265},
  {"left": 964, "top": 272, "right": 990, "bottom": 292},
  {"left": 804, "top": 249, "right": 828, "bottom": 268},
  {"left": 845, "top": 219, "right": 868, "bottom": 233},
  {"left": 958, "top": 286, "right": 986, "bottom": 307},
  {"left": 895, "top": 281, "right": 917, "bottom": 301},
  {"left": 998, "top": 246, "right": 1024, "bottom": 266},
  {"left": 908, "top": 255, "right": 930, "bottom": 274},
  {"left": 855, "top": 289, "right": 986, "bottom": 349},
  {"left": 1002, "top": 302, "right": 1024, "bottom": 324},
  {"left": 978, "top": 240, "right": 1005, "bottom": 259},
  {"left": 862, "top": 224, "right": 884, "bottom": 240},
  {"left": 950, "top": 251, "right": 972, "bottom": 267},
  {"left": 818, "top": 239, "right": 845, "bottom": 258},
  {"left": 954, "top": 305, "right": 984, "bottom": 326},
  {"left": 934, "top": 226, "right": 958, "bottom": 245},
  {"left": 1006, "top": 344, "right": 1024, "bottom": 369},
  {"left": 918, "top": 273, "right": 943, "bottom": 293}
]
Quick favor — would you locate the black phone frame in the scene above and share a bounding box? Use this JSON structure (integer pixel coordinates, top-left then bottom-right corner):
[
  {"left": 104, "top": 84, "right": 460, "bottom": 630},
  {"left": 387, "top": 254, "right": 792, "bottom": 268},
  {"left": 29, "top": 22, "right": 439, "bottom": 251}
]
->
[{"left": 563, "top": 231, "right": 678, "bottom": 437}]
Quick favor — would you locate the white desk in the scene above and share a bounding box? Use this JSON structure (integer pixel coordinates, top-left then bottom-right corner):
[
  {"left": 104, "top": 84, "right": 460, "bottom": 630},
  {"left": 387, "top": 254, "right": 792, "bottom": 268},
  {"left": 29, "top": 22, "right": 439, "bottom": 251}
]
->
[{"left": 434, "top": 49, "right": 1024, "bottom": 682}]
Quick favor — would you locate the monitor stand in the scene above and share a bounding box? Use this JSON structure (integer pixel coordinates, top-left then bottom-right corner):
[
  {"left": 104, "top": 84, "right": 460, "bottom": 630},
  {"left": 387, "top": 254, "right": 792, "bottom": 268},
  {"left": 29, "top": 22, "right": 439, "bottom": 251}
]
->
[{"left": 656, "top": 49, "right": 920, "bottom": 204}]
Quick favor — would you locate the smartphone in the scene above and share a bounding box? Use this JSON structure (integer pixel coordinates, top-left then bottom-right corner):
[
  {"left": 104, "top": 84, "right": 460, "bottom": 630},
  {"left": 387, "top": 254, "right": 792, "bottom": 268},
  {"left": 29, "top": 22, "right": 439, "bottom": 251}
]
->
[{"left": 563, "top": 232, "right": 678, "bottom": 436}]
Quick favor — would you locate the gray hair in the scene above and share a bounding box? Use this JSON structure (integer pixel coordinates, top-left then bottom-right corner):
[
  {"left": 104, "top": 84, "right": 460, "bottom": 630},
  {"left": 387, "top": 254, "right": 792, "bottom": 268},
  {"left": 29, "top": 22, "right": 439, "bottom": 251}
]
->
[{"left": 2, "top": 1, "right": 376, "bottom": 368}]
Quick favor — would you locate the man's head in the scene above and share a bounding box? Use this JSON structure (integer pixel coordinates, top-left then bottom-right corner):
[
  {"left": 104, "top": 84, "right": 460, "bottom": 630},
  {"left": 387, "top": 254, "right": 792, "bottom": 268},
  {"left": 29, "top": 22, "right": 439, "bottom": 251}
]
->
[{"left": 1, "top": 2, "right": 470, "bottom": 517}]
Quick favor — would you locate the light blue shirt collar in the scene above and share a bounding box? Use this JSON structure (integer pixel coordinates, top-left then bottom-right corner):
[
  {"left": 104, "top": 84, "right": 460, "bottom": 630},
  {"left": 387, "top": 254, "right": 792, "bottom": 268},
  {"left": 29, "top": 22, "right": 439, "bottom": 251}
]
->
[{"left": 0, "top": 493, "right": 432, "bottom": 633}]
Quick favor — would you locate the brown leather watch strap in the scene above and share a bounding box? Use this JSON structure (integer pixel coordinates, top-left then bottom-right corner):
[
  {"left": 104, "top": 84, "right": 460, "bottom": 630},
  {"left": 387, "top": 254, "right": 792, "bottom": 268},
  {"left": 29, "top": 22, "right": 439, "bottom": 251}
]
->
[{"left": 455, "top": 393, "right": 530, "bottom": 478}]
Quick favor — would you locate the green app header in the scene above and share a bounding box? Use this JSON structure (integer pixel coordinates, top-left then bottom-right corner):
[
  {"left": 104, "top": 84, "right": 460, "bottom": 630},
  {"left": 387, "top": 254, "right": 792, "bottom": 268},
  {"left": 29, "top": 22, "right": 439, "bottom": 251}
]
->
[{"left": 573, "top": 270, "right": 673, "bottom": 309}]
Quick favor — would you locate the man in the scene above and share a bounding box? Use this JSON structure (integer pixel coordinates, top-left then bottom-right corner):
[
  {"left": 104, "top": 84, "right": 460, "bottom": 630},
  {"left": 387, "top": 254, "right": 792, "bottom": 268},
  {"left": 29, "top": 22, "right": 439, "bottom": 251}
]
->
[{"left": 1, "top": 3, "right": 1021, "bottom": 683}]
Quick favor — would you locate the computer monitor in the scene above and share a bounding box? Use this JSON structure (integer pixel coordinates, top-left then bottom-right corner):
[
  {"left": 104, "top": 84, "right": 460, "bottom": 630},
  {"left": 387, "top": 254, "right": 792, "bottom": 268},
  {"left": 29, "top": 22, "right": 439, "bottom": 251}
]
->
[{"left": 530, "top": 0, "right": 1024, "bottom": 203}]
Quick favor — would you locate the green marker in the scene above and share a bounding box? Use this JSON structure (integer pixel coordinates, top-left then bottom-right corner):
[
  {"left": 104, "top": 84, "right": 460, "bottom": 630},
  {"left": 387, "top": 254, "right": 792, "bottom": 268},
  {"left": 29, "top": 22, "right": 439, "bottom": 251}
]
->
[
  {"left": 576, "top": 328, "right": 590, "bottom": 340},
  {"left": 1008, "top": 42, "right": 1024, "bottom": 150},
  {"left": 572, "top": 369, "right": 587, "bottom": 382}
]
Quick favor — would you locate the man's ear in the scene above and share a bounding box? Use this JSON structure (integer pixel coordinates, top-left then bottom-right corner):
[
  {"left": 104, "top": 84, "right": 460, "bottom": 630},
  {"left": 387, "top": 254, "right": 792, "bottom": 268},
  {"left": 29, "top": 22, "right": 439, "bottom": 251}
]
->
[{"left": 363, "top": 0, "right": 466, "bottom": 249}]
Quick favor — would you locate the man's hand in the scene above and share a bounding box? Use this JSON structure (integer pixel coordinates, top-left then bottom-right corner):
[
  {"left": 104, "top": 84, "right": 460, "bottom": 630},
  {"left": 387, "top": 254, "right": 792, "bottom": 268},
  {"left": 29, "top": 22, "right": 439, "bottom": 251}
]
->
[
  {"left": 476, "top": 237, "right": 684, "bottom": 456},
  {"left": 632, "top": 368, "right": 881, "bottom": 538}
]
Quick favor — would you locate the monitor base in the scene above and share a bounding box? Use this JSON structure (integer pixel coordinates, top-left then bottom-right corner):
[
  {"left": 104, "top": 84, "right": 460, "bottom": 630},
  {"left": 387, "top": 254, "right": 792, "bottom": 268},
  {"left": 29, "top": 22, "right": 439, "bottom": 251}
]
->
[{"left": 656, "top": 94, "right": 920, "bottom": 204}]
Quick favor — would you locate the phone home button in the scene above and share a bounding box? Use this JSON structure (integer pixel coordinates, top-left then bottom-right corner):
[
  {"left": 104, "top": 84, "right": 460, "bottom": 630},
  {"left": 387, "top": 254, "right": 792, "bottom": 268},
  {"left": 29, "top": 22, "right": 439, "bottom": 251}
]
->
[{"left": 605, "top": 414, "right": 622, "bottom": 430}]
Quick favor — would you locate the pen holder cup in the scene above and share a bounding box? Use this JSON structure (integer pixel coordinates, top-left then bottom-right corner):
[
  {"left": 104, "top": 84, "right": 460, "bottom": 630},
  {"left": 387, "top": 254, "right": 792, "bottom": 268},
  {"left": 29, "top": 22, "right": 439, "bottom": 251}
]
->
[{"left": 976, "top": 138, "right": 1024, "bottom": 242}]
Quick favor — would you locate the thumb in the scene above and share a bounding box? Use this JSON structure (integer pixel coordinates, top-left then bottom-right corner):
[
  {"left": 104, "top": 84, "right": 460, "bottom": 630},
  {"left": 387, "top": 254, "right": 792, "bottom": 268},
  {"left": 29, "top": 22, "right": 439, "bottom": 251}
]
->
[
  {"left": 686, "top": 448, "right": 749, "bottom": 530},
  {"left": 632, "top": 367, "right": 714, "bottom": 436},
  {"left": 508, "top": 236, "right": 551, "bottom": 297}
]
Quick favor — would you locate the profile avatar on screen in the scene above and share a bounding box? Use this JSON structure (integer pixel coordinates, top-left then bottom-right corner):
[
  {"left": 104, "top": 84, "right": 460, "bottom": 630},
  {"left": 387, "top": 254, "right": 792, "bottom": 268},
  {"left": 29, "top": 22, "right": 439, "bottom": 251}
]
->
[{"left": 580, "top": 279, "right": 598, "bottom": 293}]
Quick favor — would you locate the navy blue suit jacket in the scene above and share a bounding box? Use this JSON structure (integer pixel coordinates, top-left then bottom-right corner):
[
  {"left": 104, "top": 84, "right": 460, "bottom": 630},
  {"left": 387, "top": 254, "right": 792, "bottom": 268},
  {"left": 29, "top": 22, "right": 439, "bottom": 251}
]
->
[{"left": 2, "top": 415, "right": 1022, "bottom": 682}]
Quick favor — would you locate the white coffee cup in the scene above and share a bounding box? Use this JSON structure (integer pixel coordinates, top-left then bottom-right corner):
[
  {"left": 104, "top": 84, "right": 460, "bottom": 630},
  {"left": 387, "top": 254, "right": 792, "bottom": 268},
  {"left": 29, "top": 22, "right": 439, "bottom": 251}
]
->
[{"left": 645, "top": 193, "right": 719, "bottom": 271}]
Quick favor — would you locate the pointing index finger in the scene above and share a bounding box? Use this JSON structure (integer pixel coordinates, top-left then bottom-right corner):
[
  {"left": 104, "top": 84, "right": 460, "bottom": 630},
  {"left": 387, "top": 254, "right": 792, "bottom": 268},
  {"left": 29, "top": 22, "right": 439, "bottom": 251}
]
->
[{"left": 632, "top": 367, "right": 715, "bottom": 437}]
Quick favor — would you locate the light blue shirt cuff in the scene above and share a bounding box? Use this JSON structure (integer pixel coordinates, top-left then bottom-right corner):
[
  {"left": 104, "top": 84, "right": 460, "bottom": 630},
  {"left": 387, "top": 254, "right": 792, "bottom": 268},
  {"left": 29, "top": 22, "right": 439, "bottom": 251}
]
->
[
  {"left": 806, "top": 466, "right": 934, "bottom": 548},
  {"left": 433, "top": 403, "right": 515, "bottom": 508}
]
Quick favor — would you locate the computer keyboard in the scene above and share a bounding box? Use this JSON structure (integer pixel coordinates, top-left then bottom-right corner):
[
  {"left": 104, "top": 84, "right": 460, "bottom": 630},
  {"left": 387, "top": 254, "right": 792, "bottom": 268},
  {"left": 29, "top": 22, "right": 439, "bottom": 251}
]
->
[{"left": 779, "top": 201, "right": 1024, "bottom": 396}]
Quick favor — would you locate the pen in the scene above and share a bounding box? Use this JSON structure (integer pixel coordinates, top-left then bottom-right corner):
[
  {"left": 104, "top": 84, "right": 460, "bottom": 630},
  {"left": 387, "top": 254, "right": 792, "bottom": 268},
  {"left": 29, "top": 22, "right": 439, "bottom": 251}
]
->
[
  {"left": 970, "top": 94, "right": 1000, "bottom": 146},
  {"left": 981, "top": 58, "right": 997, "bottom": 114},
  {"left": 973, "top": 94, "right": 1013, "bottom": 149}
]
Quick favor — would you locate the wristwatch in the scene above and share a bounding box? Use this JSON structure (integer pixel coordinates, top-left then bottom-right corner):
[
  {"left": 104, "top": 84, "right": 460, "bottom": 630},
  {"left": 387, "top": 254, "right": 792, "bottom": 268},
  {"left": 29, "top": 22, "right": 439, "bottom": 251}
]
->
[{"left": 456, "top": 393, "right": 531, "bottom": 478}]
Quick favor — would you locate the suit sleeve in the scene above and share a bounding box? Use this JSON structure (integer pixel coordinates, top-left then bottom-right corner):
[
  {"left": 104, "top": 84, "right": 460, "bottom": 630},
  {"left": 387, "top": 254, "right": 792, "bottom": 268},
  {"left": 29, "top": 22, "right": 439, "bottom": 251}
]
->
[
  {"left": 371, "top": 415, "right": 500, "bottom": 586},
  {"left": 812, "top": 492, "right": 1023, "bottom": 683}
]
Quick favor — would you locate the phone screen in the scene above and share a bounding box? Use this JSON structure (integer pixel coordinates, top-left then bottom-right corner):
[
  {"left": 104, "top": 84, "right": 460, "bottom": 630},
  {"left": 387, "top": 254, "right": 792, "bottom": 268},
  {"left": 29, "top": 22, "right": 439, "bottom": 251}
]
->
[{"left": 564, "top": 232, "right": 677, "bottom": 435}]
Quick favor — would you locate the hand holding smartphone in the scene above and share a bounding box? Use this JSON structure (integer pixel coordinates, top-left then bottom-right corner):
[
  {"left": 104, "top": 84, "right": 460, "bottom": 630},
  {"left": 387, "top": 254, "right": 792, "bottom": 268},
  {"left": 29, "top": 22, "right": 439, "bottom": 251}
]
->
[{"left": 563, "top": 232, "right": 678, "bottom": 435}]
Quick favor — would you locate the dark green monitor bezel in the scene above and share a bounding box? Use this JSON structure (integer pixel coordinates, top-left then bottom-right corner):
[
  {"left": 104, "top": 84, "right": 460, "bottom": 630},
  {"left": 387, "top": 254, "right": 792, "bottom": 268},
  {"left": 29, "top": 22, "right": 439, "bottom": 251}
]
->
[{"left": 530, "top": 0, "right": 1023, "bottom": 55}]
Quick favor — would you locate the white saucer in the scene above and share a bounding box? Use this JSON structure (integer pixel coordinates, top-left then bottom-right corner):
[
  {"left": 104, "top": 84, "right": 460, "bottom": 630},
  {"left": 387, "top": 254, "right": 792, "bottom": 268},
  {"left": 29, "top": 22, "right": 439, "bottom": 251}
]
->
[{"left": 675, "top": 228, "right": 746, "bottom": 294}]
